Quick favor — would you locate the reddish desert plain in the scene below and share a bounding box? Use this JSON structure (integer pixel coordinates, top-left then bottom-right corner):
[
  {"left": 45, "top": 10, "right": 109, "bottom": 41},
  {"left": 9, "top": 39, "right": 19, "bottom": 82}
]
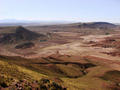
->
[{"left": 0, "top": 22, "right": 120, "bottom": 90}]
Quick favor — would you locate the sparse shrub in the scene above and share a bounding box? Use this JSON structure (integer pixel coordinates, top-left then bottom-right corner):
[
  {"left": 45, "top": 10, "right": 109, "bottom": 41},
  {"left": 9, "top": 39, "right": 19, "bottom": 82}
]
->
[
  {"left": 0, "top": 81, "right": 8, "bottom": 88},
  {"left": 49, "top": 82, "right": 62, "bottom": 90},
  {"left": 24, "top": 85, "right": 32, "bottom": 90},
  {"left": 40, "top": 39, "right": 47, "bottom": 42},
  {"left": 40, "top": 84, "right": 47, "bottom": 90},
  {"left": 38, "top": 78, "right": 66, "bottom": 90},
  {"left": 38, "top": 78, "right": 50, "bottom": 84},
  {"left": 0, "top": 75, "right": 13, "bottom": 88},
  {"left": 105, "top": 32, "right": 109, "bottom": 35}
]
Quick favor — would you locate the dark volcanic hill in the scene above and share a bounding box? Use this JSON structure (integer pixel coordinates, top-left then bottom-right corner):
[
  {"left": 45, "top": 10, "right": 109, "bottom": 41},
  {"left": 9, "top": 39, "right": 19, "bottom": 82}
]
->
[
  {"left": 78, "top": 22, "right": 116, "bottom": 29},
  {"left": 15, "top": 42, "right": 35, "bottom": 49},
  {"left": 0, "top": 26, "right": 47, "bottom": 44}
]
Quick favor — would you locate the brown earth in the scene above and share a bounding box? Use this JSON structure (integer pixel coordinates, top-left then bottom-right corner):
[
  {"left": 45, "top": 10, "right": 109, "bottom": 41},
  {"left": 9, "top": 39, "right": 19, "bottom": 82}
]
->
[{"left": 0, "top": 24, "right": 120, "bottom": 90}]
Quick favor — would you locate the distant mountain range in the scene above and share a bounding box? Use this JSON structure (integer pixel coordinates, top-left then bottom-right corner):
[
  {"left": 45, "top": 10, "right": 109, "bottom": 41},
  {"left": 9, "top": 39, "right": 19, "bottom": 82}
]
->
[
  {"left": 0, "top": 19, "right": 71, "bottom": 26},
  {"left": 0, "top": 19, "right": 119, "bottom": 28},
  {"left": 0, "top": 19, "right": 29, "bottom": 23}
]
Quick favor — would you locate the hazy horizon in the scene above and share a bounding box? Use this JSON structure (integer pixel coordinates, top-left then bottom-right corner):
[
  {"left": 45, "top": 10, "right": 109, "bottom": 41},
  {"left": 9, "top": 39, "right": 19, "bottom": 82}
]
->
[{"left": 0, "top": 0, "right": 120, "bottom": 23}]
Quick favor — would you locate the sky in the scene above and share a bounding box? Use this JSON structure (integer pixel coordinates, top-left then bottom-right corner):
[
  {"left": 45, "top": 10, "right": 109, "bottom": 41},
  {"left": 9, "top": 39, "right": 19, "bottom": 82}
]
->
[{"left": 0, "top": 0, "right": 120, "bottom": 23}]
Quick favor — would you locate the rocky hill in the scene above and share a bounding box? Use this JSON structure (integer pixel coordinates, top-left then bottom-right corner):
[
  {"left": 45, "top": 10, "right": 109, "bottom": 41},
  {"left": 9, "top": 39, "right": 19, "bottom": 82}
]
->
[
  {"left": 78, "top": 22, "right": 116, "bottom": 29},
  {"left": 0, "top": 26, "right": 47, "bottom": 44},
  {"left": 15, "top": 42, "right": 35, "bottom": 49}
]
